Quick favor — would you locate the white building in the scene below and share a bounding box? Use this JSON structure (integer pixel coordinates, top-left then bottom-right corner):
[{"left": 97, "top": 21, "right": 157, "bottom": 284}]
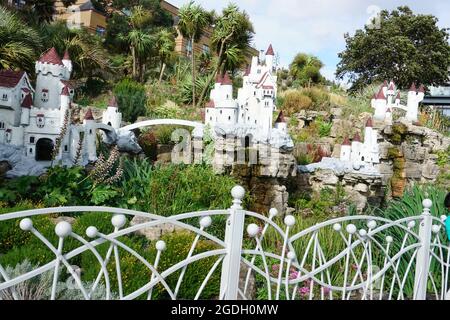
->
[
  {"left": 371, "top": 80, "right": 424, "bottom": 123},
  {"left": 340, "top": 118, "right": 380, "bottom": 166},
  {"left": 204, "top": 44, "right": 291, "bottom": 148},
  {"left": 0, "top": 47, "right": 122, "bottom": 166}
]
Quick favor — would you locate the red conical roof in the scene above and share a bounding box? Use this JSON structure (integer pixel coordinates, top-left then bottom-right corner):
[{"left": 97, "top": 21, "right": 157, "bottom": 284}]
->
[
  {"left": 366, "top": 117, "right": 373, "bottom": 127},
  {"left": 21, "top": 93, "right": 32, "bottom": 109},
  {"left": 266, "top": 44, "right": 274, "bottom": 56},
  {"left": 215, "top": 73, "right": 223, "bottom": 84},
  {"left": 38, "top": 47, "right": 63, "bottom": 66},
  {"left": 63, "top": 50, "right": 70, "bottom": 60},
  {"left": 221, "top": 73, "right": 233, "bottom": 85},
  {"left": 388, "top": 82, "right": 395, "bottom": 91},
  {"left": 61, "top": 86, "right": 70, "bottom": 96},
  {"left": 395, "top": 92, "right": 401, "bottom": 100},
  {"left": 353, "top": 132, "right": 361, "bottom": 142},
  {"left": 418, "top": 84, "right": 425, "bottom": 93},
  {"left": 275, "top": 111, "right": 286, "bottom": 123},
  {"left": 244, "top": 66, "right": 250, "bottom": 76},
  {"left": 409, "top": 83, "right": 417, "bottom": 92},
  {"left": 84, "top": 108, "right": 94, "bottom": 121},
  {"left": 342, "top": 137, "right": 351, "bottom": 146},
  {"left": 109, "top": 96, "right": 118, "bottom": 108},
  {"left": 206, "top": 100, "right": 215, "bottom": 108},
  {"left": 376, "top": 87, "right": 386, "bottom": 100},
  {"left": 383, "top": 80, "right": 388, "bottom": 87}
]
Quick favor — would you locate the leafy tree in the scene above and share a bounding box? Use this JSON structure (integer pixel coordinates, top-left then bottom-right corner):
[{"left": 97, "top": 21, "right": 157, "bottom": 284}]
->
[
  {"left": 289, "top": 53, "right": 324, "bottom": 87},
  {"left": 154, "top": 28, "right": 176, "bottom": 83},
  {"left": 0, "top": 6, "right": 42, "bottom": 71},
  {"left": 113, "top": 78, "right": 147, "bottom": 122},
  {"left": 336, "top": 6, "right": 450, "bottom": 91},
  {"left": 197, "top": 3, "right": 254, "bottom": 107},
  {"left": 177, "top": 1, "right": 213, "bottom": 107}
]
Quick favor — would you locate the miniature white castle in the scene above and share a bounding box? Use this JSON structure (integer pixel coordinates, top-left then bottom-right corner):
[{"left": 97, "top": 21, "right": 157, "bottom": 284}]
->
[
  {"left": 0, "top": 47, "right": 122, "bottom": 165},
  {"left": 204, "top": 44, "right": 291, "bottom": 148},
  {"left": 340, "top": 118, "right": 380, "bottom": 165},
  {"left": 371, "top": 80, "right": 425, "bottom": 124}
]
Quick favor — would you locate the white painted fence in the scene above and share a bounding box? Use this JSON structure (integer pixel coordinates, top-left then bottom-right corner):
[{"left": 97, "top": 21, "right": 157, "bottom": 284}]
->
[{"left": 0, "top": 186, "right": 448, "bottom": 300}]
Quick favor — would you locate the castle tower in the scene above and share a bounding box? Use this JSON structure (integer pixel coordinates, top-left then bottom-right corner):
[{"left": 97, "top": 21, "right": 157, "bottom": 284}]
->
[
  {"left": 395, "top": 92, "right": 401, "bottom": 106},
  {"left": 62, "top": 50, "right": 73, "bottom": 75},
  {"left": 83, "top": 108, "right": 97, "bottom": 162},
  {"left": 102, "top": 96, "right": 122, "bottom": 130},
  {"left": 373, "top": 87, "right": 387, "bottom": 121},
  {"left": 60, "top": 86, "right": 70, "bottom": 126},
  {"left": 274, "top": 111, "right": 287, "bottom": 133},
  {"left": 340, "top": 137, "right": 351, "bottom": 162},
  {"left": 350, "top": 132, "right": 362, "bottom": 163},
  {"left": 406, "top": 83, "right": 420, "bottom": 123},
  {"left": 34, "top": 48, "right": 70, "bottom": 109},
  {"left": 265, "top": 44, "right": 275, "bottom": 72},
  {"left": 386, "top": 81, "right": 395, "bottom": 105}
]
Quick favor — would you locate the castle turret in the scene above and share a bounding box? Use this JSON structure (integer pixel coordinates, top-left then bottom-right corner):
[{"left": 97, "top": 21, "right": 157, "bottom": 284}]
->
[
  {"left": 102, "top": 96, "right": 122, "bottom": 130},
  {"left": 373, "top": 87, "right": 387, "bottom": 121},
  {"left": 340, "top": 137, "right": 351, "bottom": 162},
  {"left": 406, "top": 83, "right": 419, "bottom": 123},
  {"left": 62, "top": 50, "right": 73, "bottom": 75},
  {"left": 20, "top": 93, "right": 32, "bottom": 126},
  {"left": 60, "top": 86, "right": 70, "bottom": 125},
  {"left": 350, "top": 132, "right": 362, "bottom": 163},
  {"left": 395, "top": 92, "right": 401, "bottom": 106},
  {"left": 83, "top": 108, "right": 97, "bottom": 161},
  {"left": 417, "top": 84, "right": 425, "bottom": 101},
  {"left": 274, "top": 111, "right": 287, "bottom": 133},
  {"left": 265, "top": 44, "right": 275, "bottom": 72}
]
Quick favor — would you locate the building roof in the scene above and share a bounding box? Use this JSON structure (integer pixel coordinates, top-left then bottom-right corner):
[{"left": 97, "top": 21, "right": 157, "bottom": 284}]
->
[
  {"left": 353, "top": 132, "right": 361, "bottom": 142},
  {"left": 383, "top": 80, "right": 388, "bottom": 87},
  {"left": 61, "top": 86, "right": 70, "bottom": 96},
  {"left": 388, "top": 82, "right": 395, "bottom": 91},
  {"left": 84, "top": 108, "right": 94, "bottom": 121},
  {"left": 60, "top": 80, "right": 74, "bottom": 89},
  {"left": 418, "top": 84, "right": 425, "bottom": 93},
  {"left": 275, "top": 111, "right": 286, "bottom": 123},
  {"left": 38, "top": 47, "right": 64, "bottom": 66},
  {"left": 206, "top": 100, "right": 215, "bottom": 108},
  {"left": 366, "top": 117, "right": 373, "bottom": 127},
  {"left": 0, "top": 70, "right": 25, "bottom": 88},
  {"left": 21, "top": 93, "right": 33, "bottom": 109},
  {"left": 221, "top": 73, "right": 233, "bottom": 86},
  {"left": 342, "top": 137, "right": 351, "bottom": 146},
  {"left": 215, "top": 73, "right": 223, "bottom": 84},
  {"left": 266, "top": 44, "right": 274, "bottom": 56},
  {"left": 63, "top": 50, "right": 70, "bottom": 60},
  {"left": 244, "top": 67, "right": 250, "bottom": 76},
  {"left": 396, "top": 92, "right": 401, "bottom": 100}
]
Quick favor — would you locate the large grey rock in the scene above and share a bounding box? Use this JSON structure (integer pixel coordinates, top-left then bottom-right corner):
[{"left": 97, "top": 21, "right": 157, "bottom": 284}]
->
[
  {"left": 0, "top": 144, "right": 47, "bottom": 178},
  {"left": 402, "top": 145, "right": 427, "bottom": 162},
  {"left": 116, "top": 131, "right": 142, "bottom": 154},
  {"left": 422, "top": 161, "right": 440, "bottom": 180},
  {"left": 404, "top": 162, "right": 422, "bottom": 179}
]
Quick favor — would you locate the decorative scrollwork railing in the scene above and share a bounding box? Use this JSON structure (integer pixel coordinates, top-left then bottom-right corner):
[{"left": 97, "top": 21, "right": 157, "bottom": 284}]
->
[{"left": 0, "top": 187, "right": 448, "bottom": 300}]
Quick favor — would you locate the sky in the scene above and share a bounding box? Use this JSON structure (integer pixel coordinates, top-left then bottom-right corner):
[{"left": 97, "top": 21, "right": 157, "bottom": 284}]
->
[{"left": 169, "top": 0, "right": 450, "bottom": 82}]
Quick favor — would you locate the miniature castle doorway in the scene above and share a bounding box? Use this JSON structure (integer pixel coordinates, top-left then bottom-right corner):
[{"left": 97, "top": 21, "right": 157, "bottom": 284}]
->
[{"left": 35, "top": 138, "right": 54, "bottom": 161}]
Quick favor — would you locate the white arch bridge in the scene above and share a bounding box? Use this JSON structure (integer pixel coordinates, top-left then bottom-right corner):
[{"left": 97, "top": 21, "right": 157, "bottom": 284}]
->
[{"left": 117, "top": 119, "right": 204, "bottom": 137}]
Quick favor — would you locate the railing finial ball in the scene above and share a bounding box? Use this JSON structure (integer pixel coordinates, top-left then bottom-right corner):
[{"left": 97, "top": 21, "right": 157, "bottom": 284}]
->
[
  {"left": 346, "top": 224, "right": 357, "bottom": 234},
  {"left": 441, "top": 215, "right": 447, "bottom": 223},
  {"left": 55, "top": 221, "right": 72, "bottom": 238},
  {"left": 287, "top": 251, "right": 296, "bottom": 260},
  {"left": 407, "top": 220, "right": 416, "bottom": 228},
  {"left": 111, "top": 214, "right": 126, "bottom": 229},
  {"left": 19, "top": 218, "right": 33, "bottom": 231},
  {"left": 247, "top": 224, "right": 260, "bottom": 238},
  {"left": 231, "top": 185, "right": 245, "bottom": 201},
  {"left": 367, "top": 220, "right": 377, "bottom": 229},
  {"left": 284, "top": 215, "right": 295, "bottom": 227},
  {"left": 86, "top": 226, "right": 98, "bottom": 238},
  {"left": 386, "top": 236, "right": 393, "bottom": 243},
  {"left": 333, "top": 223, "right": 342, "bottom": 232},
  {"left": 156, "top": 240, "right": 166, "bottom": 251},
  {"left": 432, "top": 225, "right": 441, "bottom": 234},
  {"left": 269, "top": 208, "right": 278, "bottom": 218},
  {"left": 422, "top": 199, "right": 432, "bottom": 210},
  {"left": 359, "top": 229, "right": 367, "bottom": 237},
  {"left": 200, "top": 216, "right": 212, "bottom": 228}
]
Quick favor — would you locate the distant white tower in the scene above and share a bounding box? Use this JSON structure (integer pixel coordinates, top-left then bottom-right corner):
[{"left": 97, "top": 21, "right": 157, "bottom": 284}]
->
[{"left": 340, "top": 137, "right": 351, "bottom": 162}]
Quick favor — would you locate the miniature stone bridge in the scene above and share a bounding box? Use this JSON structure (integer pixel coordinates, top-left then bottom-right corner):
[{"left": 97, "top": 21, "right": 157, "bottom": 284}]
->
[{"left": 118, "top": 119, "right": 204, "bottom": 136}]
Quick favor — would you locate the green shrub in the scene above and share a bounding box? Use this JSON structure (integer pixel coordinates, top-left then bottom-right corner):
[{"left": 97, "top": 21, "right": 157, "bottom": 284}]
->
[
  {"left": 113, "top": 78, "right": 147, "bottom": 123},
  {"left": 300, "top": 87, "right": 330, "bottom": 110},
  {"left": 281, "top": 90, "right": 312, "bottom": 115}
]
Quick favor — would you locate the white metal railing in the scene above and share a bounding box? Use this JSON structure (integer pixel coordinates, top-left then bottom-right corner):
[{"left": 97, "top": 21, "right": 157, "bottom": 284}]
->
[{"left": 0, "top": 186, "right": 448, "bottom": 300}]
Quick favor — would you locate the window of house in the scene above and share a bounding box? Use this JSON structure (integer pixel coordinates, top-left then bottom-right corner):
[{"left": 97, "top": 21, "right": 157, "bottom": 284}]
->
[
  {"left": 64, "top": 145, "right": 68, "bottom": 152},
  {"left": 228, "top": 116, "right": 231, "bottom": 121},
  {"left": 89, "top": 129, "right": 93, "bottom": 134},
  {"left": 2, "top": 93, "right": 7, "bottom": 101},
  {"left": 41, "top": 89, "right": 49, "bottom": 103},
  {"left": 209, "top": 117, "right": 212, "bottom": 121},
  {"left": 220, "top": 110, "right": 222, "bottom": 114},
  {"left": 96, "top": 26, "right": 106, "bottom": 36},
  {"left": 30, "top": 136, "right": 35, "bottom": 144},
  {"left": 202, "top": 44, "right": 210, "bottom": 54},
  {"left": 29, "top": 148, "right": 32, "bottom": 154},
  {"left": 0, "top": 122, "right": 5, "bottom": 129}
]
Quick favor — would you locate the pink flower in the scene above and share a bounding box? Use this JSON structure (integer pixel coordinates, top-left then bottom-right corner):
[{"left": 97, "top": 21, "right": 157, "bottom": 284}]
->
[
  {"left": 322, "top": 287, "right": 331, "bottom": 295},
  {"left": 272, "top": 264, "right": 280, "bottom": 271},
  {"left": 298, "top": 286, "right": 310, "bottom": 296},
  {"left": 289, "top": 271, "right": 299, "bottom": 279}
]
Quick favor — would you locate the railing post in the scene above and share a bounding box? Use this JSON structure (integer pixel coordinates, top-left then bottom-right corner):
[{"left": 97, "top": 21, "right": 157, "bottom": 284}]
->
[
  {"left": 413, "top": 199, "right": 433, "bottom": 300},
  {"left": 219, "top": 185, "right": 246, "bottom": 300}
]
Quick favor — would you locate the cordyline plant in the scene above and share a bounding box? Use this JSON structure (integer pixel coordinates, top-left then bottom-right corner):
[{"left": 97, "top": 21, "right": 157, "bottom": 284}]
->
[{"left": 51, "top": 109, "right": 70, "bottom": 162}]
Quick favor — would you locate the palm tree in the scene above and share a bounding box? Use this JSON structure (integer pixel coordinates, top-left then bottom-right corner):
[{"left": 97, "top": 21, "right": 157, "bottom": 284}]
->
[
  {"left": 177, "top": 1, "right": 212, "bottom": 107},
  {"left": 154, "top": 29, "right": 176, "bottom": 83},
  {"left": 0, "top": 6, "right": 42, "bottom": 71},
  {"left": 197, "top": 4, "right": 254, "bottom": 107},
  {"left": 124, "top": 29, "right": 153, "bottom": 81},
  {"left": 289, "top": 53, "right": 324, "bottom": 87}
]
